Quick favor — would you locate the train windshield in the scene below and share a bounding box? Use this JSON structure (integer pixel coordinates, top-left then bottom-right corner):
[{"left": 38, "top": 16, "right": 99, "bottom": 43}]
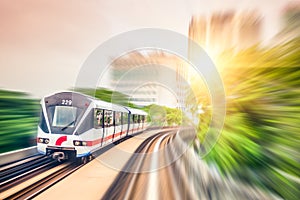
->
[
  {"left": 52, "top": 106, "right": 77, "bottom": 128},
  {"left": 43, "top": 92, "right": 92, "bottom": 134},
  {"left": 46, "top": 105, "right": 84, "bottom": 134}
]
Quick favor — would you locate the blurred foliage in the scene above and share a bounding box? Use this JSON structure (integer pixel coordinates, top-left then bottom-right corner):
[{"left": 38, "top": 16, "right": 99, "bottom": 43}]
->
[
  {"left": 186, "top": 89, "right": 212, "bottom": 142},
  {"left": 143, "top": 104, "right": 184, "bottom": 126},
  {"left": 197, "top": 36, "right": 300, "bottom": 199},
  {"left": 165, "top": 107, "right": 184, "bottom": 126},
  {"left": 0, "top": 90, "right": 39, "bottom": 153}
]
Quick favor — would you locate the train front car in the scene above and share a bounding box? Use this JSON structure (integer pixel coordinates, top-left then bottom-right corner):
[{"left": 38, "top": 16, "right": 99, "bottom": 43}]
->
[{"left": 37, "top": 92, "right": 93, "bottom": 162}]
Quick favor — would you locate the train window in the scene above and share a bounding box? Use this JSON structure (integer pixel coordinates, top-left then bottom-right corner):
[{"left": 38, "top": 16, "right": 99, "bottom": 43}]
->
[
  {"left": 77, "top": 109, "right": 94, "bottom": 134},
  {"left": 39, "top": 108, "right": 49, "bottom": 133},
  {"left": 123, "top": 113, "right": 128, "bottom": 124},
  {"left": 130, "top": 114, "right": 134, "bottom": 124},
  {"left": 104, "top": 110, "right": 114, "bottom": 127},
  {"left": 115, "top": 112, "right": 121, "bottom": 126},
  {"left": 138, "top": 115, "right": 141, "bottom": 123},
  {"left": 141, "top": 115, "right": 145, "bottom": 122},
  {"left": 133, "top": 114, "right": 138, "bottom": 123},
  {"left": 94, "top": 109, "right": 103, "bottom": 128},
  {"left": 121, "top": 113, "right": 123, "bottom": 125}
]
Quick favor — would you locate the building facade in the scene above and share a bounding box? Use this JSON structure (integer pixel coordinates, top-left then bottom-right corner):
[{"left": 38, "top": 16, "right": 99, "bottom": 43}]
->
[
  {"left": 189, "top": 10, "right": 262, "bottom": 56},
  {"left": 109, "top": 51, "right": 189, "bottom": 108}
]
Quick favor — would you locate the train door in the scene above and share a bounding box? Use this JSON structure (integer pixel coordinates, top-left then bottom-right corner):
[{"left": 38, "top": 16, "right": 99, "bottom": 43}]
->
[
  {"left": 114, "top": 111, "right": 122, "bottom": 140},
  {"left": 103, "top": 110, "right": 114, "bottom": 145},
  {"left": 94, "top": 109, "right": 104, "bottom": 146},
  {"left": 141, "top": 115, "right": 146, "bottom": 130},
  {"left": 123, "top": 112, "right": 129, "bottom": 137},
  {"left": 132, "top": 114, "right": 139, "bottom": 134},
  {"left": 130, "top": 114, "right": 135, "bottom": 134},
  {"left": 137, "top": 115, "right": 141, "bottom": 131}
]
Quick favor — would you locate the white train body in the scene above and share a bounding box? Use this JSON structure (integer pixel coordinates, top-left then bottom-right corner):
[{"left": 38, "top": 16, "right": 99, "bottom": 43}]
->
[{"left": 37, "top": 91, "right": 147, "bottom": 161}]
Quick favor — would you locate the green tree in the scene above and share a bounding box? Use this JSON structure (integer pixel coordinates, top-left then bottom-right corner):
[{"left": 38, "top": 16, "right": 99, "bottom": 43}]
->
[
  {"left": 0, "top": 90, "right": 39, "bottom": 153},
  {"left": 199, "top": 37, "right": 300, "bottom": 199}
]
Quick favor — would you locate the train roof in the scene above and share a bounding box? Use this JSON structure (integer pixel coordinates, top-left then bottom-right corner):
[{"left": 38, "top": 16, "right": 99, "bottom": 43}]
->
[
  {"left": 93, "top": 99, "right": 129, "bottom": 113},
  {"left": 125, "top": 107, "right": 148, "bottom": 115},
  {"left": 43, "top": 91, "right": 147, "bottom": 114}
]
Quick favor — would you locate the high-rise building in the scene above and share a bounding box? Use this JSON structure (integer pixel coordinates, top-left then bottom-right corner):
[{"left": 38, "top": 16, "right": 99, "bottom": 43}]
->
[
  {"left": 274, "top": 2, "right": 300, "bottom": 43},
  {"left": 189, "top": 15, "right": 207, "bottom": 47},
  {"left": 235, "top": 11, "right": 261, "bottom": 49},
  {"left": 109, "top": 51, "right": 188, "bottom": 108},
  {"left": 209, "top": 11, "right": 235, "bottom": 53},
  {"left": 189, "top": 10, "right": 262, "bottom": 56}
]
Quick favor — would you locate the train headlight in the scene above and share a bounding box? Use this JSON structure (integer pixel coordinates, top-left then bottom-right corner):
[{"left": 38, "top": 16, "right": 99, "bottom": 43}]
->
[
  {"left": 38, "top": 138, "right": 44, "bottom": 143},
  {"left": 37, "top": 137, "right": 50, "bottom": 144},
  {"left": 73, "top": 140, "right": 89, "bottom": 146},
  {"left": 81, "top": 141, "right": 87, "bottom": 146},
  {"left": 74, "top": 140, "right": 82, "bottom": 146}
]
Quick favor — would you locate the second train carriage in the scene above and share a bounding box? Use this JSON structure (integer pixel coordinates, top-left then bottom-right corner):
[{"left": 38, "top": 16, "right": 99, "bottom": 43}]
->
[{"left": 37, "top": 91, "right": 147, "bottom": 162}]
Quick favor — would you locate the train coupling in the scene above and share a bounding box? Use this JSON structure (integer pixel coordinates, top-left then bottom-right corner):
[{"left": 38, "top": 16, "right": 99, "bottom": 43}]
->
[{"left": 52, "top": 152, "right": 66, "bottom": 162}]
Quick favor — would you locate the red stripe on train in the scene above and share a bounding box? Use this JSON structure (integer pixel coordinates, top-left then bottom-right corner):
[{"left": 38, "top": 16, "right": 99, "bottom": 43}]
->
[
  {"left": 55, "top": 136, "right": 67, "bottom": 146},
  {"left": 84, "top": 131, "right": 123, "bottom": 146},
  {"left": 82, "top": 128, "right": 144, "bottom": 147}
]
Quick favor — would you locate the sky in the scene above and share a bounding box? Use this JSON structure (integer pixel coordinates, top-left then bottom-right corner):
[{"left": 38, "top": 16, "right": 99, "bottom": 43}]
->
[{"left": 0, "top": 0, "right": 297, "bottom": 98}]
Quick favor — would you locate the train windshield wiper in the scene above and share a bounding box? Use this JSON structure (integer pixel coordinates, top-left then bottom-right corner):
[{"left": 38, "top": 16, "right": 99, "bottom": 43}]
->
[{"left": 61, "top": 119, "right": 76, "bottom": 131}]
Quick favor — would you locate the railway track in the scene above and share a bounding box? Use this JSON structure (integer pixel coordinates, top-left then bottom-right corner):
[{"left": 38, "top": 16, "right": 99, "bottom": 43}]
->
[
  {"left": 0, "top": 128, "right": 165, "bottom": 200},
  {"left": 102, "top": 128, "right": 278, "bottom": 200},
  {"left": 0, "top": 154, "right": 84, "bottom": 199},
  {"left": 102, "top": 129, "right": 179, "bottom": 199}
]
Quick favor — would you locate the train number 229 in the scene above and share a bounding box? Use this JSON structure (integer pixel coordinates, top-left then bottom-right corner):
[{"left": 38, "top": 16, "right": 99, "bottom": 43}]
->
[{"left": 62, "top": 99, "right": 72, "bottom": 105}]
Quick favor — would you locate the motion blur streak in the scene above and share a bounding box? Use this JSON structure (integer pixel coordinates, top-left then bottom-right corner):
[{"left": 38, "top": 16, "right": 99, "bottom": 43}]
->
[
  {"left": 102, "top": 128, "right": 278, "bottom": 199},
  {"left": 189, "top": 4, "right": 300, "bottom": 199},
  {"left": 145, "top": 133, "right": 169, "bottom": 200},
  {"left": 0, "top": 90, "right": 38, "bottom": 153}
]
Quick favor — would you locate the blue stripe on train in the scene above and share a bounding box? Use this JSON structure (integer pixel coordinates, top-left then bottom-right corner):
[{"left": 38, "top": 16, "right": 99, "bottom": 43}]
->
[
  {"left": 77, "top": 152, "right": 91, "bottom": 157},
  {"left": 37, "top": 149, "right": 46, "bottom": 155}
]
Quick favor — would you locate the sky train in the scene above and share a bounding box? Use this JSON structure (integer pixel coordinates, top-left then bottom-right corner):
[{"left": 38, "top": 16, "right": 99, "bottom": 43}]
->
[{"left": 37, "top": 91, "right": 148, "bottom": 163}]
